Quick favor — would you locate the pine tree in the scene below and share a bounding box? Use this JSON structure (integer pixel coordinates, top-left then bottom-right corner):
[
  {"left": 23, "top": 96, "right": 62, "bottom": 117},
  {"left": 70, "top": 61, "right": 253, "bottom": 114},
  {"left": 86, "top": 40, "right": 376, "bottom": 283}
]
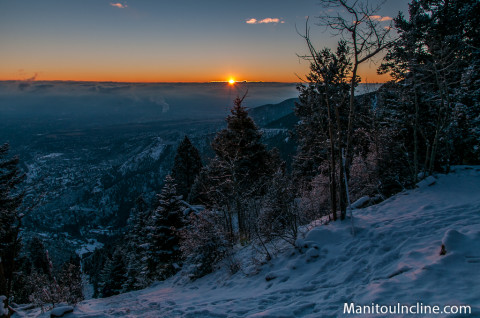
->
[
  {"left": 145, "top": 175, "right": 184, "bottom": 280},
  {"left": 99, "top": 249, "right": 126, "bottom": 298},
  {"left": 193, "top": 96, "right": 279, "bottom": 238},
  {"left": 293, "top": 42, "right": 352, "bottom": 221},
  {"left": 292, "top": 82, "right": 329, "bottom": 183},
  {"left": 27, "top": 237, "right": 49, "bottom": 275},
  {"left": 82, "top": 243, "right": 115, "bottom": 298},
  {"left": 123, "top": 196, "right": 152, "bottom": 291},
  {"left": 172, "top": 136, "right": 202, "bottom": 201},
  {"left": 379, "top": 0, "right": 480, "bottom": 172},
  {"left": 0, "top": 143, "right": 25, "bottom": 308}
]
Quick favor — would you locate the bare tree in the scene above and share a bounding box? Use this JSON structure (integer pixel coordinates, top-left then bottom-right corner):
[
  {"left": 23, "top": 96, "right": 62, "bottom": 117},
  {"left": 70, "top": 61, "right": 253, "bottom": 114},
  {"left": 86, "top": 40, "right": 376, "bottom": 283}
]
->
[{"left": 298, "top": 0, "right": 394, "bottom": 219}]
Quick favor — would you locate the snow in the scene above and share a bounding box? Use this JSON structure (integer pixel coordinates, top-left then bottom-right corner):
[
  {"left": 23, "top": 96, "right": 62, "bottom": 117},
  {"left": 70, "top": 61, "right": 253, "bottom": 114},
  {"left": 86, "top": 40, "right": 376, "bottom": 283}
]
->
[
  {"left": 75, "top": 239, "right": 104, "bottom": 258},
  {"left": 50, "top": 306, "right": 73, "bottom": 317},
  {"left": 416, "top": 175, "right": 437, "bottom": 188},
  {"left": 261, "top": 128, "right": 289, "bottom": 138},
  {"left": 119, "top": 138, "right": 166, "bottom": 175},
  {"left": 351, "top": 195, "right": 370, "bottom": 209},
  {"left": 39, "top": 153, "right": 64, "bottom": 160},
  {"left": 15, "top": 166, "right": 480, "bottom": 317},
  {"left": 0, "top": 295, "right": 7, "bottom": 316}
]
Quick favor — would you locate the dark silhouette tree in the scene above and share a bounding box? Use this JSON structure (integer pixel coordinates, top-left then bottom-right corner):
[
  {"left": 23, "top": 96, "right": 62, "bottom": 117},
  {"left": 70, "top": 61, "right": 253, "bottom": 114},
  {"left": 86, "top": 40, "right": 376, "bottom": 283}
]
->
[
  {"left": 100, "top": 249, "right": 126, "bottom": 298},
  {"left": 0, "top": 143, "right": 25, "bottom": 310},
  {"left": 27, "top": 237, "right": 49, "bottom": 276},
  {"left": 294, "top": 41, "right": 352, "bottom": 221},
  {"left": 192, "top": 95, "right": 280, "bottom": 239},
  {"left": 172, "top": 136, "right": 202, "bottom": 201},
  {"left": 123, "top": 196, "right": 151, "bottom": 291},
  {"left": 145, "top": 175, "right": 185, "bottom": 280},
  {"left": 379, "top": 0, "right": 480, "bottom": 172},
  {"left": 298, "top": 0, "right": 394, "bottom": 219}
]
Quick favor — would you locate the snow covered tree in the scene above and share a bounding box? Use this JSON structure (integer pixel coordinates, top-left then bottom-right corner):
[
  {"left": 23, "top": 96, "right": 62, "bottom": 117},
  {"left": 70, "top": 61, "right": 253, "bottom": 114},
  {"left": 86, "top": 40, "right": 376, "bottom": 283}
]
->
[
  {"left": 99, "top": 249, "right": 126, "bottom": 298},
  {"left": 57, "top": 256, "right": 83, "bottom": 305},
  {"left": 379, "top": 0, "right": 480, "bottom": 174},
  {"left": 292, "top": 82, "right": 330, "bottom": 184},
  {"left": 123, "top": 196, "right": 152, "bottom": 291},
  {"left": 294, "top": 41, "right": 352, "bottom": 221},
  {"left": 26, "top": 250, "right": 65, "bottom": 311},
  {"left": 172, "top": 136, "right": 202, "bottom": 201},
  {"left": 27, "top": 270, "right": 55, "bottom": 311},
  {"left": 82, "top": 242, "right": 116, "bottom": 298},
  {"left": 258, "top": 169, "right": 299, "bottom": 246},
  {"left": 145, "top": 175, "right": 185, "bottom": 280},
  {"left": 297, "top": 0, "right": 394, "bottom": 219},
  {"left": 0, "top": 143, "right": 25, "bottom": 309},
  {"left": 180, "top": 209, "right": 230, "bottom": 280},
  {"left": 192, "top": 96, "right": 280, "bottom": 239}
]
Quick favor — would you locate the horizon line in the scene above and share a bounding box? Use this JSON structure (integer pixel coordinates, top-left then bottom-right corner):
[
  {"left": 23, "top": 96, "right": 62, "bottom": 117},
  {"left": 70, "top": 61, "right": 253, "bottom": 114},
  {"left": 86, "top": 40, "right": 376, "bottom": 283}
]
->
[{"left": 0, "top": 79, "right": 387, "bottom": 85}]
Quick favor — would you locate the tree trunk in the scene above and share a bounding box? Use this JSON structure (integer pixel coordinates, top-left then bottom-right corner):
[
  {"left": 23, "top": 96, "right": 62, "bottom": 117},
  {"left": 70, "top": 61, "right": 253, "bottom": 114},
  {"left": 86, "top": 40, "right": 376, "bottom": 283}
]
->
[
  {"left": 325, "top": 96, "right": 338, "bottom": 221},
  {"left": 333, "top": 97, "right": 347, "bottom": 220},
  {"left": 413, "top": 77, "right": 420, "bottom": 183}
]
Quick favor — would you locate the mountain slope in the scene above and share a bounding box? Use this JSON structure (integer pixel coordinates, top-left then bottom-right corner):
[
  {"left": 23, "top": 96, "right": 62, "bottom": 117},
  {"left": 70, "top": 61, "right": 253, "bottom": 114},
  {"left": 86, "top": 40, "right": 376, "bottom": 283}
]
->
[
  {"left": 250, "top": 98, "right": 297, "bottom": 127},
  {"left": 18, "top": 166, "right": 480, "bottom": 317}
]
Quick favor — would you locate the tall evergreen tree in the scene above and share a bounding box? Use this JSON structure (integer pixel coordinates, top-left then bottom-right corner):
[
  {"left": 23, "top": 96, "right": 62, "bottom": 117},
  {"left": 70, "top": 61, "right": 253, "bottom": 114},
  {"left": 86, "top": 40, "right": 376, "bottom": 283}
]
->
[
  {"left": 191, "top": 96, "right": 280, "bottom": 238},
  {"left": 293, "top": 42, "right": 352, "bottom": 221},
  {"left": 145, "top": 175, "right": 184, "bottom": 280},
  {"left": 172, "top": 136, "right": 202, "bottom": 201},
  {"left": 27, "top": 237, "right": 49, "bottom": 276},
  {"left": 0, "top": 143, "right": 25, "bottom": 308},
  {"left": 99, "top": 249, "right": 126, "bottom": 298},
  {"left": 123, "top": 196, "right": 152, "bottom": 291}
]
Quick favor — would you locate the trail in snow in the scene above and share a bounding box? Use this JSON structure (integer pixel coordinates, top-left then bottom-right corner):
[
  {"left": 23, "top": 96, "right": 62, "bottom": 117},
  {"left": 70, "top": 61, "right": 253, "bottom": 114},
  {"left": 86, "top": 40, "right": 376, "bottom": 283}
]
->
[{"left": 16, "top": 166, "right": 480, "bottom": 317}]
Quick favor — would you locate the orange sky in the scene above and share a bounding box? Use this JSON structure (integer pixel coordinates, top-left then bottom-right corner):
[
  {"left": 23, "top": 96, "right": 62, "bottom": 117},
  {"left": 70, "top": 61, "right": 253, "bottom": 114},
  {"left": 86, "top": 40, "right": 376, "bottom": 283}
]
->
[
  {"left": 0, "top": 1, "right": 400, "bottom": 84},
  {"left": 0, "top": 61, "right": 390, "bottom": 83}
]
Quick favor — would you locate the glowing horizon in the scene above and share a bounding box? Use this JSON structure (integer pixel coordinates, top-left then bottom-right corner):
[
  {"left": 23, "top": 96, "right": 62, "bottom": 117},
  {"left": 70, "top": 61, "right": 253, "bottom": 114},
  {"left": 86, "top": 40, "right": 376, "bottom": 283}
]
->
[
  {"left": 0, "top": 1, "right": 405, "bottom": 85},
  {"left": 0, "top": 64, "right": 392, "bottom": 84}
]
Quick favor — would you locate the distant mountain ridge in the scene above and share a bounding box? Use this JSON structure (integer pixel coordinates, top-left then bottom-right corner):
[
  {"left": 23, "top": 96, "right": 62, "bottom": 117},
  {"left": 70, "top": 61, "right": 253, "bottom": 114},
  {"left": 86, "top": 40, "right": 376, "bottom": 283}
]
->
[
  {"left": 250, "top": 98, "right": 298, "bottom": 127},
  {"left": 249, "top": 83, "right": 384, "bottom": 130}
]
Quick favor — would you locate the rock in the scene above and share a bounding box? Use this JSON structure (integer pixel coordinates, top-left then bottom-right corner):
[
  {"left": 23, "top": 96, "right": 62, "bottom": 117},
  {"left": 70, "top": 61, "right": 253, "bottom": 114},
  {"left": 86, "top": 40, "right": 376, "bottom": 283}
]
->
[
  {"left": 295, "top": 238, "right": 306, "bottom": 249},
  {"left": 306, "top": 247, "right": 320, "bottom": 260},
  {"left": 416, "top": 175, "right": 436, "bottom": 188},
  {"left": 352, "top": 196, "right": 370, "bottom": 209},
  {"left": 0, "top": 296, "right": 7, "bottom": 317},
  {"left": 50, "top": 306, "right": 74, "bottom": 317},
  {"left": 265, "top": 269, "right": 290, "bottom": 282}
]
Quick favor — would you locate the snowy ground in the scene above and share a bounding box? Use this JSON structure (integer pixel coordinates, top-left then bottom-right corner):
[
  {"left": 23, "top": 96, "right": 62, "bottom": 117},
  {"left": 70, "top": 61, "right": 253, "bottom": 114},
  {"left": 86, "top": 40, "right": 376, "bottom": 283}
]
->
[{"left": 15, "top": 166, "right": 480, "bottom": 317}]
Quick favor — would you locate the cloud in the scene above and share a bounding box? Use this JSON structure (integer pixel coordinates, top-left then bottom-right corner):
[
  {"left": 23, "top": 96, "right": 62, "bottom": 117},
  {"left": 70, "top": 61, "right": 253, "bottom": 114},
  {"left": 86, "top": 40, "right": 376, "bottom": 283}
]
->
[
  {"left": 246, "top": 18, "right": 284, "bottom": 24},
  {"left": 110, "top": 2, "right": 127, "bottom": 9},
  {"left": 369, "top": 15, "right": 392, "bottom": 22}
]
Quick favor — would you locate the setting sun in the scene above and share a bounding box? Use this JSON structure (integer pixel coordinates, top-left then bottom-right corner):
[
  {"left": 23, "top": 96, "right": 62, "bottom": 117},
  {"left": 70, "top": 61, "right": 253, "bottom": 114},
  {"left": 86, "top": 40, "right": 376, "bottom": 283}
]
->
[{"left": 228, "top": 79, "right": 235, "bottom": 85}]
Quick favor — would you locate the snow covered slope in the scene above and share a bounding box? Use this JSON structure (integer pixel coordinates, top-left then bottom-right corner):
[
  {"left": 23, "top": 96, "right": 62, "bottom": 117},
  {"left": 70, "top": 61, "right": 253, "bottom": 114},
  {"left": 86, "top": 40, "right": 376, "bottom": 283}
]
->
[{"left": 18, "top": 166, "right": 480, "bottom": 317}]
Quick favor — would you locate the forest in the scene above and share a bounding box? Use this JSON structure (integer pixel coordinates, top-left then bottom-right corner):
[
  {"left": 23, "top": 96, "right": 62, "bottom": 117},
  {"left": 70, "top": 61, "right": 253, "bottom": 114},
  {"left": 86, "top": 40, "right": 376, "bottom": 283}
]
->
[{"left": 1, "top": 0, "right": 479, "bottom": 315}]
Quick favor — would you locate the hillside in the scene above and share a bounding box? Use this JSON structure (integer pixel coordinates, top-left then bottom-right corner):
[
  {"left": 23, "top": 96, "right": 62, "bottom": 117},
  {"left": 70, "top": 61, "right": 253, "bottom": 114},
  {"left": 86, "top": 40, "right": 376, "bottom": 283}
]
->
[
  {"left": 17, "top": 166, "right": 480, "bottom": 317},
  {"left": 250, "top": 98, "right": 297, "bottom": 127},
  {"left": 4, "top": 95, "right": 297, "bottom": 265}
]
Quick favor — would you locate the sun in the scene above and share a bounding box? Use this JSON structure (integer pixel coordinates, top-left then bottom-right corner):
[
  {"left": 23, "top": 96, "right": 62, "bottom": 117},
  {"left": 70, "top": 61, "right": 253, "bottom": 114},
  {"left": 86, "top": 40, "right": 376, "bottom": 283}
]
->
[{"left": 228, "top": 78, "right": 235, "bottom": 85}]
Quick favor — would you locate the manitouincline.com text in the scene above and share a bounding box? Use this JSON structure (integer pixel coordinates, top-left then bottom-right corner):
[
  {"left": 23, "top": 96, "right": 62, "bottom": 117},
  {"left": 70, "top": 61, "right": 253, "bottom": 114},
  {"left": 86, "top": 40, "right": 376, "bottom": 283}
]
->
[{"left": 343, "top": 302, "right": 472, "bottom": 315}]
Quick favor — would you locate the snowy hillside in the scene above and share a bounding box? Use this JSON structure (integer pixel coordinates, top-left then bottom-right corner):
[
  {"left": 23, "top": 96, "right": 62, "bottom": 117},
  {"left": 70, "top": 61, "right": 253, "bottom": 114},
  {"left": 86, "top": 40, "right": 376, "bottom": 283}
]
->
[{"left": 17, "top": 166, "right": 480, "bottom": 317}]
